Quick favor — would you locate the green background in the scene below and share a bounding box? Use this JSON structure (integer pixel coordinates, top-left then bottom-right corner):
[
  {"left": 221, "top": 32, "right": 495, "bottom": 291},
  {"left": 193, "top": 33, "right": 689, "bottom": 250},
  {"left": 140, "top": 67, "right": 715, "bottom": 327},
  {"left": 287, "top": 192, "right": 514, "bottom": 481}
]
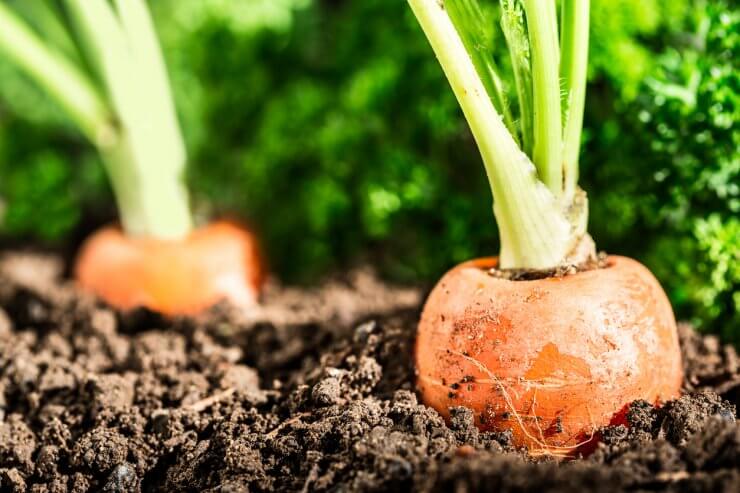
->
[{"left": 0, "top": 0, "right": 737, "bottom": 338}]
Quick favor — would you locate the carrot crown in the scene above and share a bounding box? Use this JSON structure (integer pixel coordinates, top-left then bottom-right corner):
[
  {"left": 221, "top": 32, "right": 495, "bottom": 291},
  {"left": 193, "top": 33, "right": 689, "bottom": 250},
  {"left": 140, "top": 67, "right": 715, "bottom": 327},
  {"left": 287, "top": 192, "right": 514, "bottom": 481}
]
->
[
  {"left": 409, "top": 0, "right": 594, "bottom": 269},
  {"left": 0, "top": 0, "right": 191, "bottom": 239}
]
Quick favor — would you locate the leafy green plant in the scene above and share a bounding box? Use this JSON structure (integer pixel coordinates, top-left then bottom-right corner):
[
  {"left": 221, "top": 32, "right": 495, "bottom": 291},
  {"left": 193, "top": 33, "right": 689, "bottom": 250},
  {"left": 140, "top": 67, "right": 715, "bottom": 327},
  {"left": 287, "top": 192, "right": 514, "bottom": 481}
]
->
[{"left": 634, "top": 1, "right": 739, "bottom": 336}]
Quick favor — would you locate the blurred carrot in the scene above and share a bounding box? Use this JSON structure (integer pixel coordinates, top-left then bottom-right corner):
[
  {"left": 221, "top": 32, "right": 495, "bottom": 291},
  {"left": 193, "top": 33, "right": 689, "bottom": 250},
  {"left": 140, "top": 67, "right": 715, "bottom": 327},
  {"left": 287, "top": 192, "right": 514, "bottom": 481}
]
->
[
  {"left": 76, "top": 221, "right": 263, "bottom": 315},
  {"left": 0, "top": 0, "right": 264, "bottom": 314}
]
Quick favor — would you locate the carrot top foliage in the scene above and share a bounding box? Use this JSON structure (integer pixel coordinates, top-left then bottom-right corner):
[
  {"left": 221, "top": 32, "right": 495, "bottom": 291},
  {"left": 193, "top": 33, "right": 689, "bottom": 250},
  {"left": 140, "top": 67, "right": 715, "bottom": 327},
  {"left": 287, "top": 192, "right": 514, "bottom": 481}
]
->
[{"left": 409, "top": 0, "right": 592, "bottom": 269}]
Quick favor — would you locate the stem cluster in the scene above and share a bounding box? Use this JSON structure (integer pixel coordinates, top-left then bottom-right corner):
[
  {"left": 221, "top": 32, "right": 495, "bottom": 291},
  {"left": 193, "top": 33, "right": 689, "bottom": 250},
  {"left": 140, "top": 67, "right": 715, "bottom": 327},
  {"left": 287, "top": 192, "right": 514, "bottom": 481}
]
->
[{"left": 409, "top": 0, "right": 593, "bottom": 269}]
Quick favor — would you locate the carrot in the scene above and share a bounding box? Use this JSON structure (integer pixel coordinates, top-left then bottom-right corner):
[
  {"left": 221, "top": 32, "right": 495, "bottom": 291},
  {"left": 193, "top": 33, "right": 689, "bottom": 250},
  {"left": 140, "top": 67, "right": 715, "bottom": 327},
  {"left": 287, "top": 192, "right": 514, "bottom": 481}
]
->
[
  {"left": 0, "top": 1, "right": 265, "bottom": 315},
  {"left": 416, "top": 256, "right": 682, "bottom": 455},
  {"left": 75, "top": 221, "right": 264, "bottom": 316},
  {"left": 408, "top": 0, "right": 683, "bottom": 456}
]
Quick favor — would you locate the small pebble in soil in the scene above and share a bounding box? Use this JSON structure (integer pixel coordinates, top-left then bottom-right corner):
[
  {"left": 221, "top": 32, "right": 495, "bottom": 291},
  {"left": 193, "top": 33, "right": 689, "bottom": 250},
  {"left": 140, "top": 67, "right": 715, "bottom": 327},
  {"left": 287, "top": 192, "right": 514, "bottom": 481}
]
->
[
  {"left": 102, "top": 463, "right": 138, "bottom": 493},
  {"left": 312, "top": 376, "right": 342, "bottom": 406}
]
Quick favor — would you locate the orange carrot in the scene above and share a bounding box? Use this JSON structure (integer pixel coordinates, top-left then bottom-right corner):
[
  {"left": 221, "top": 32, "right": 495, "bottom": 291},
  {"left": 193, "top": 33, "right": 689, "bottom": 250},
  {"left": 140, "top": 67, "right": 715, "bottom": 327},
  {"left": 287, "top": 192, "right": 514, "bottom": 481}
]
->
[
  {"left": 75, "top": 221, "right": 264, "bottom": 315},
  {"left": 408, "top": 0, "right": 683, "bottom": 456},
  {"left": 416, "top": 256, "right": 682, "bottom": 456}
]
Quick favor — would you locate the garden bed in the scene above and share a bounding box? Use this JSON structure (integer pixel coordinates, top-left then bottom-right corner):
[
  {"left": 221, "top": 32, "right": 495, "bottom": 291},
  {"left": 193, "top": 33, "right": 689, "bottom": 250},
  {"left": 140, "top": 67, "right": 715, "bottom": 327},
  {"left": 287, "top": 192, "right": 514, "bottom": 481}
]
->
[{"left": 0, "top": 252, "right": 738, "bottom": 492}]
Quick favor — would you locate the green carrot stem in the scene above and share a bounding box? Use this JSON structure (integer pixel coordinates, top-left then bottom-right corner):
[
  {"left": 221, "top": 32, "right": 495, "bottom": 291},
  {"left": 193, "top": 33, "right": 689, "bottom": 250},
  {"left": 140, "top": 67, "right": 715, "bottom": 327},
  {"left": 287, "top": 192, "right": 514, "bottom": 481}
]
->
[
  {"left": 560, "top": 0, "right": 590, "bottom": 200},
  {"left": 409, "top": 0, "right": 586, "bottom": 269}
]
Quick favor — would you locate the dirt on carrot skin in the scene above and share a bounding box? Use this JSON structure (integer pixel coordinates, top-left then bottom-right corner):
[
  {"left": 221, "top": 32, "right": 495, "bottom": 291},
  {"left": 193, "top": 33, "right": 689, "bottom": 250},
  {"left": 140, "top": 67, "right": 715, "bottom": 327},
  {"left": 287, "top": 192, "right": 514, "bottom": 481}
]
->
[
  {"left": 487, "top": 252, "right": 609, "bottom": 281},
  {"left": 0, "top": 252, "right": 738, "bottom": 493}
]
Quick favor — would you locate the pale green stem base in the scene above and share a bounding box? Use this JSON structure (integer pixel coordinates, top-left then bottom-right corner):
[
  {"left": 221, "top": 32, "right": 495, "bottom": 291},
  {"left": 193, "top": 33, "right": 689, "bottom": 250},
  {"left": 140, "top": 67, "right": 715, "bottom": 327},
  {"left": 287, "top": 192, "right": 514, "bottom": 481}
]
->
[{"left": 102, "top": 134, "right": 192, "bottom": 239}]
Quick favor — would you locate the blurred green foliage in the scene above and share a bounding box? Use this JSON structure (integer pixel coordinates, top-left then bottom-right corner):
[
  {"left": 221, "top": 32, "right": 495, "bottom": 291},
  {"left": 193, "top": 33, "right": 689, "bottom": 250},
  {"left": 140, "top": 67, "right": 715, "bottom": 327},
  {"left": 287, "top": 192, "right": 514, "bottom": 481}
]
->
[
  {"left": 613, "top": 1, "right": 738, "bottom": 337},
  {"left": 0, "top": 0, "right": 736, "bottom": 335}
]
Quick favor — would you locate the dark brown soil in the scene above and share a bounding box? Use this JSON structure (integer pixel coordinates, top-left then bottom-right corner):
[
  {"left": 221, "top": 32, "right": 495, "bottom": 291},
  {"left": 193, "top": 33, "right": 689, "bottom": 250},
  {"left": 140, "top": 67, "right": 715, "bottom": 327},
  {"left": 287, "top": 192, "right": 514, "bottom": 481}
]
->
[
  {"left": 0, "top": 252, "right": 738, "bottom": 493},
  {"left": 487, "top": 252, "right": 609, "bottom": 281}
]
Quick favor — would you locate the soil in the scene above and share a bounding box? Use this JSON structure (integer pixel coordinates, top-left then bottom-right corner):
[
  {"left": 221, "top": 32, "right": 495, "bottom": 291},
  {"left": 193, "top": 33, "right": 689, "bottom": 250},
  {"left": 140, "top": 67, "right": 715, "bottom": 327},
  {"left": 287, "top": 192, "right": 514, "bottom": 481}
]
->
[
  {"left": 0, "top": 251, "right": 738, "bottom": 493},
  {"left": 487, "top": 252, "right": 609, "bottom": 281}
]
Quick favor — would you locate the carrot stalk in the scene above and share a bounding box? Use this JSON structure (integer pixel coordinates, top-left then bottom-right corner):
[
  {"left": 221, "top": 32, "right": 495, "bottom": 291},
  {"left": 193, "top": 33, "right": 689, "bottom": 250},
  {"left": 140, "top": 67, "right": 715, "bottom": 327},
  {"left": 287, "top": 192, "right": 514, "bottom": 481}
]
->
[
  {"left": 522, "top": 0, "right": 562, "bottom": 196},
  {"left": 500, "top": 0, "right": 533, "bottom": 157},
  {"left": 560, "top": 0, "right": 590, "bottom": 200},
  {"left": 408, "top": 0, "right": 592, "bottom": 269},
  {"left": 0, "top": 0, "right": 191, "bottom": 239},
  {"left": 0, "top": 2, "right": 112, "bottom": 145}
]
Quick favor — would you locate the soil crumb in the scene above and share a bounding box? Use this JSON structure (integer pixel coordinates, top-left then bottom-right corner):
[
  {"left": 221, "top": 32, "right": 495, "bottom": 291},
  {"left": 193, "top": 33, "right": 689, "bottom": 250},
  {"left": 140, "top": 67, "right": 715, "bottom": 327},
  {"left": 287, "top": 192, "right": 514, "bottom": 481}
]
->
[
  {"left": 487, "top": 252, "right": 609, "bottom": 281},
  {"left": 0, "top": 252, "right": 738, "bottom": 492}
]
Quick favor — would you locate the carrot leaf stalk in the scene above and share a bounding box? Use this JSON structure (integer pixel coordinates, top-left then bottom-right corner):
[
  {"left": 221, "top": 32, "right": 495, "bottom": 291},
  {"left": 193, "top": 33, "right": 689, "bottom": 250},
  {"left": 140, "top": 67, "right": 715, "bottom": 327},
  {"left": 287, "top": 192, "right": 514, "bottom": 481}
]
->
[
  {"left": 0, "top": 0, "right": 191, "bottom": 239},
  {"left": 560, "top": 0, "right": 590, "bottom": 200},
  {"left": 409, "top": 0, "right": 594, "bottom": 269}
]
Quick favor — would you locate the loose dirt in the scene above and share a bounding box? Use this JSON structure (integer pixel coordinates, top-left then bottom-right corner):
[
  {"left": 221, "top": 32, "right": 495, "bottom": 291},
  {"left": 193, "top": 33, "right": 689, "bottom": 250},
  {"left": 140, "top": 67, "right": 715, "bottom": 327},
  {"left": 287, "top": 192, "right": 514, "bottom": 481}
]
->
[{"left": 0, "top": 252, "right": 737, "bottom": 492}]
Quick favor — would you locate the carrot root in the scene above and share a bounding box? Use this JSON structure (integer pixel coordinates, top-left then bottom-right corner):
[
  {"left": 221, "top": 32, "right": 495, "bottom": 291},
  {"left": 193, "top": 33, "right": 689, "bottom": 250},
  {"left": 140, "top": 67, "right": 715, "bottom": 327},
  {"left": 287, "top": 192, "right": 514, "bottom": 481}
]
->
[
  {"left": 74, "top": 221, "right": 264, "bottom": 316},
  {"left": 416, "top": 256, "right": 683, "bottom": 455}
]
